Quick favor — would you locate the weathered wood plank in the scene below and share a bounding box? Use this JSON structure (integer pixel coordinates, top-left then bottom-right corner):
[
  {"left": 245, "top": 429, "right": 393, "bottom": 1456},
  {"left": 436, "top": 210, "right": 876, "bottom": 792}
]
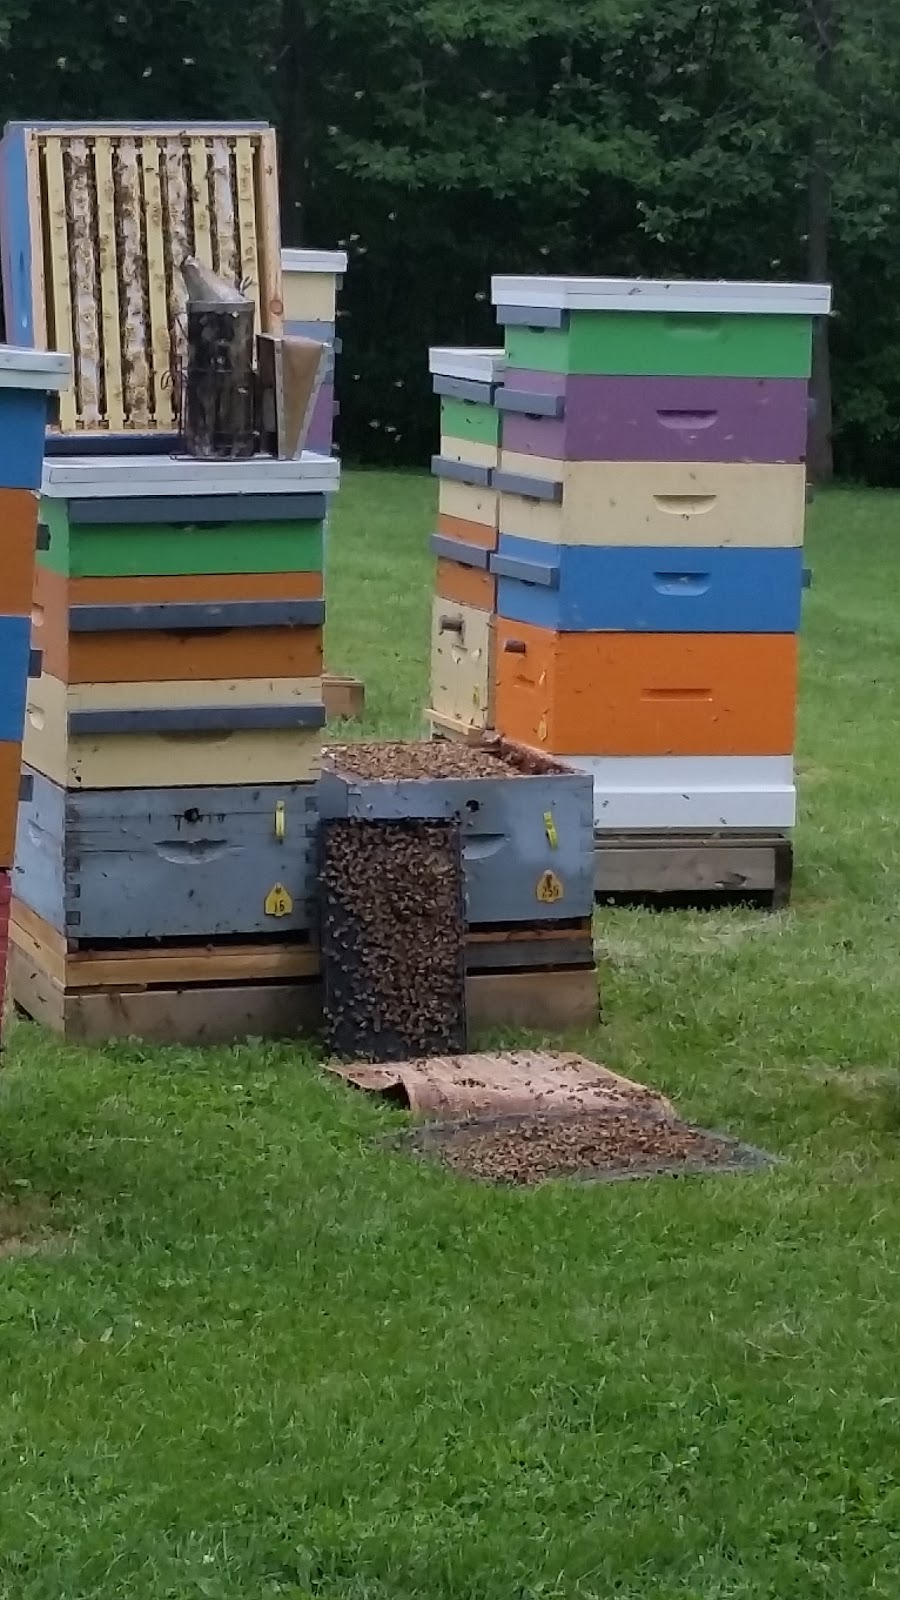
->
[
  {"left": 91, "top": 136, "right": 125, "bottom": 432},
  {"left": 9, "top": 904, "right": 320, "bottom": 988},
  {"left": 322, "top": 674, "right": 365, "bottom": 721},
  {"left": 210, "top": 136, "right": 239, "bottom": 283},
  {"left": 467, "top": 968, "right": 599, "bottom": 1032},
  {"left": 9, "top": 950, "right": 599, "bottom": 1044},
  {"left": 428, "top": 709, "right": 497, "bottom": 745},
  {"left": 189, "top": 137, "right": 213, "bottom": 269},
  {"left": 162, "top": 137, "right": 190, "bottom": 405},
  {"left": 594, "top": 830, "right": 792, "bottom": 904},
  {"left": 255, "top": 127, "right": 282, "bottom": 334},
  {"left": 114, "top": 136, "right": 151, "bottom": 428},
  {"left": 11, "top": 962, "right": 323, "bottom": 1044},
  {"left": 25, "top": 135, "right": 47, "bottom": 348},
  {"left": 8, "top": 944, "right": 65, "bottom": 1030},
  {"left": 65, "top": 137, "right": 102, "bottom": 426},
  {"left": 42, "top": 141, "right": 77, "bottom": 429},
  {"left": 140, "top": 139, "right": 175, "bottom": 428},
  {"left": 8, "top": 910, "right": 66, "bottom": 985},
  {"left": 234, "top": 136, "right": 260, "bottom": 336}
]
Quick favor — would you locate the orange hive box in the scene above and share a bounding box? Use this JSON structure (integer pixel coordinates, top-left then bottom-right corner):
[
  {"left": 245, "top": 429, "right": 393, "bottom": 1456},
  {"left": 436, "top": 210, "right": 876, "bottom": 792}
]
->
[
  {"left": 31, "top": 608, "right": 323, "bottom": 685},
  {"left": 33, "top": 567, "right": 323, "bottom": 610},
  {"left": 435, "top": 557, "right": 495, "bottom": 613},
  {"left": 494, "top": 623, "right": 797, "bottom": 757},
  {"left": 2, "top": 488, "right": 42, "bottom": 614},
  {"left": 0, "top": 743, "right": 23, "bottom": 865},
  {"left": 436, "top": 511, "right": 498, "bottom": 552}
]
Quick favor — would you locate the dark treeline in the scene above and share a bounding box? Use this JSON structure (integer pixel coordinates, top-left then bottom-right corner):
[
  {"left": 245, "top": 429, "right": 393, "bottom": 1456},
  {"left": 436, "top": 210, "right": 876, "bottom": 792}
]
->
[{"left": 1, "top": 0, "right": 898, "bottom": 481}]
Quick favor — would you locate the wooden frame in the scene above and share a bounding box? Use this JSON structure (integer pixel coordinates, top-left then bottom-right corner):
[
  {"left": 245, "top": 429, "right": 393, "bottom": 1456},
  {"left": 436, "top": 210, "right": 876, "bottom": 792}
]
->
[{"left": 0, "top": 121, "right": 283, "bottom": 437}]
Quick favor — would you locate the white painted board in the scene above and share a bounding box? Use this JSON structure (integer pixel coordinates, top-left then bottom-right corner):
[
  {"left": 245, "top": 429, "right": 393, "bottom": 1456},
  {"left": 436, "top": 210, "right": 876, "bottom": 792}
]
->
[{"left": 491, "top": 276, "right": 833, "bottom": 317}]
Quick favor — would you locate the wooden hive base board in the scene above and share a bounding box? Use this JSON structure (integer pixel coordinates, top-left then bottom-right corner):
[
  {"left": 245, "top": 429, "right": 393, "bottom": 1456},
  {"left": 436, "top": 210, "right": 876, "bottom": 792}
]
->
[
  {"left": 9, "top": 902, "right": 320, "bottom": 987},
  {"left": 568, "top": 753, "right": 797, "bottom": 830},
  {"left": 11, "top": 901, "right": 594, "bottom": 983},
  {"left": 8, "top": 947, "right": 324, "bottom": 1044},
  {"left": 594, "top": 829, "right": 793, "bottom": 907},
  {"left": 9, "top": 955, "right": 598, "bottom": 1044}
]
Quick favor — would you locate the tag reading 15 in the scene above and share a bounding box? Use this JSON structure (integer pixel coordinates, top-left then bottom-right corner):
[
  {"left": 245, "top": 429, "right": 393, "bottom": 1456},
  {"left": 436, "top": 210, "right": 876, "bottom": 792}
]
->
[{"left": 264, "top": 883, "right": 294, "bottom": 918}]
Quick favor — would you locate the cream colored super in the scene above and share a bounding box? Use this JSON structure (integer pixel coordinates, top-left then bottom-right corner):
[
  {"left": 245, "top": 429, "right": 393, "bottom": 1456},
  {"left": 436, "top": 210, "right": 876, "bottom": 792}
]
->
[
  {"left": 429, "top": 596, "right": 495, "bottom": 732},
  {"left": 437, "top": 478, "right": 499, "bottom": 529},
  {"left": 439, "top": 436, "right": 500, "bottom": 471},
  {"left": 497, "top": 454, "right": 807, "bottom": 547},
  {"left": 24, "top": 673, "right": 323, "bottom": 789},
  {"left": 281, "top": 248, "right": 348, "bottom": 322}
]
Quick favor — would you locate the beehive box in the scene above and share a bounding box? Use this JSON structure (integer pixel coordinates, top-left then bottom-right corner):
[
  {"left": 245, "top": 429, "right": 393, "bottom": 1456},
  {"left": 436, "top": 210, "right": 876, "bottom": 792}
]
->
[
  {"left": 491, "top": 275, "right": 832, "bottom": 377},
  {"left": 318, "top": 741, "right": 595, "bottom": 924},
  {"left": 0, "top": 121, "right": 283, "bottom": 436},
  {"left": 14, "top": 773, "right": 319, "bottom": 941}
]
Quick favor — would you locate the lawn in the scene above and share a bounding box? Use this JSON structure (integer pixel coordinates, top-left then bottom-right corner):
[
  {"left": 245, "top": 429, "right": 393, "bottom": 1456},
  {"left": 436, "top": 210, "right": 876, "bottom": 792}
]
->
[{"left": 2, "top": 475, "right": 900, "bottom": 1599}]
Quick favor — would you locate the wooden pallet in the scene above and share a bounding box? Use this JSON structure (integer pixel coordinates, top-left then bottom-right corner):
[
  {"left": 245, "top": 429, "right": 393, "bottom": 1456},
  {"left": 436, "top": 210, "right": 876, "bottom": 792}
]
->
[
  {"left": 595, "top": 829, "right": 793, "bottom": 908},
  {"left": 9, "top": 903, "right": 598, "bottom": 1044},
  {"left": 9, "top": 951, "right": 598, "bottom": 1045},
  {"left": 0, "top": 121, "right": 282, "bottom": 435}
]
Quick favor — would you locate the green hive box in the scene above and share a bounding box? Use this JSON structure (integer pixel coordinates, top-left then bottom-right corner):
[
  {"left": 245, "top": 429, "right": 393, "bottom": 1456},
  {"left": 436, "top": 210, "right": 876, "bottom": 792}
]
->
[{"left": 493, "top": 275, "right": 831, "bottom": 379}]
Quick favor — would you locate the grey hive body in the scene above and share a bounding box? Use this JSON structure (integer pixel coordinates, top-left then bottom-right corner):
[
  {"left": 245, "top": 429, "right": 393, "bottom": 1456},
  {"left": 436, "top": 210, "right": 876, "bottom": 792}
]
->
[
  {"left": 14, "top": 773, "right": 319, "bottom": 941},
  {"left": 317, "top": 755, "right": 595, "bottom": 925}
]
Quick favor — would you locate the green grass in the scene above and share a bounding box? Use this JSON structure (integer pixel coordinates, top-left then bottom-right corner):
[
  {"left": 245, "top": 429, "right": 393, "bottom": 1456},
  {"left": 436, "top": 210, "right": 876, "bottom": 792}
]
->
[{"left": 3, "top": 475, "right": 900, "bottom": 1598}]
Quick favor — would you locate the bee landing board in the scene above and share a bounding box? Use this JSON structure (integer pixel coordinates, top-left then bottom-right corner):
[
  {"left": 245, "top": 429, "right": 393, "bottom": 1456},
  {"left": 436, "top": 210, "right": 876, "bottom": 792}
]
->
[{"left": 0, "top": 122, "right": 283, "bottom": 437}]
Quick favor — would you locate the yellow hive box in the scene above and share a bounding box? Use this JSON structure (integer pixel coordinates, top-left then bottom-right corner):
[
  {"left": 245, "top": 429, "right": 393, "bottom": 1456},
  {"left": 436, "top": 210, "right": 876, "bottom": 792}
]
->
[{"left": 496, "top": 454, "right": 807, "bottom": 547}]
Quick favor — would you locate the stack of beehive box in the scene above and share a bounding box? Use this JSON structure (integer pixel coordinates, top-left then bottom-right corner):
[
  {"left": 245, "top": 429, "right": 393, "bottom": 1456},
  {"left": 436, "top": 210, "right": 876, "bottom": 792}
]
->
[
  {"left": 282, "top": 246, "right": 366, "bottom": 722},
  {"left": 428, "top": 275, "right": 831, "bottom": 901},
  {"left": 0, "top": 346, "right": 70, "bottom": 1028},
  {"left": 0, "top": 120, "right": 346, "bottom": 1041},
  {"left": 282, "top": 248, "right": 347, "bottom": 454},
  {"left": 427, "top": 347, "right": 505, "bottom": 741},
  {"left": 10, "top": 450, "right": 338, "bottom": 1040},
  {"left": 422, "top": 357, "right": 600, "bottom": 1019}
]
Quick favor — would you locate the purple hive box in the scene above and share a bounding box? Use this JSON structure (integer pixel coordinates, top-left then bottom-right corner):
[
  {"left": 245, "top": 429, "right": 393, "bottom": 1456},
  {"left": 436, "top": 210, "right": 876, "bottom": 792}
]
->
[
  {"left": 306, "top": 379, "right": 337, "bottom": 453},
  {"left": 498, "top": 372, "right": 809, "bottom": 464}
]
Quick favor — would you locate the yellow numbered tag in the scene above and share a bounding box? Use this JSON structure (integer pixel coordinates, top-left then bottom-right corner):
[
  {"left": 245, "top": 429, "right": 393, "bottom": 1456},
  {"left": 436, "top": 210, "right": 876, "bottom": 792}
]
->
[
  {"left": 274, "top": 800, "right": 286, "bottom": 841},
  {"left": 264, "top": 883, "right": 294, "bottom": 918},
  {"left": 537, "top": 717, "right": 548, "bottom": 743},
  {"left": 543, "top": 810, "right": 558, "bottom": 849},
  {"left": 536, "top": 870, "right": 564, "bottom": 904}
]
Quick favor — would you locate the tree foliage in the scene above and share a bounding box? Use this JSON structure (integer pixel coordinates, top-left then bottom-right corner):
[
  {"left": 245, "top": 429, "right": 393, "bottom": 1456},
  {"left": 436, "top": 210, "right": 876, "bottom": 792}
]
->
[{"left": 0, "top": 0, "right": 898, "bottom": 479}]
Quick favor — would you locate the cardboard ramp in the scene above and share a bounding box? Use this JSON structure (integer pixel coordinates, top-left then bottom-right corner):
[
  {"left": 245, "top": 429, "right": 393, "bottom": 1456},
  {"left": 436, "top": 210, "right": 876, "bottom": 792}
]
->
[{"left": 326, "top": 1050, "right": 674, "bottom": 1121}]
